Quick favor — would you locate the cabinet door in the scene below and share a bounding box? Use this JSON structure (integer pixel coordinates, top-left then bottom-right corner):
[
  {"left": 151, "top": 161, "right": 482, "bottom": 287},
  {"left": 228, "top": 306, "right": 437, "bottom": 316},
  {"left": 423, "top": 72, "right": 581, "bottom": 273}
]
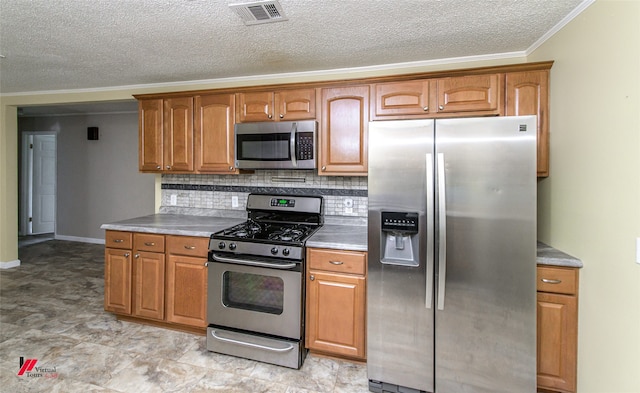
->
[
  {"left": 306, "top": 270, "right": 366, "bottom": 359},
  {"left": 435, "top": 74, "right": 502, "bottom": 114},
  {"left": 133, "top": 251, "right": 165, "bottom": 320},
  {"left": 275, "top": 89, "right": 316, "bottom": 120},
  {"left": 195, "top": 93, "right": 237, "bottom": 174},
  {"left": 166, "top": 254, "right": 208, "bottom": 327},
  {"left": 237, "top": 91, "right": 274, "bottom": 122},
  {"left": 104, "top": 248, "right": 132, "bottom": 314},
  {"left": 319, "top": 85, "right": 369, "bottom": 175},
  {"left": 372, "top": 80, "right": 431, "bottom": 119},
  {"left": 138, "top": 99, "right": 164, "bottom": 172},
  {"left": 505, "top": 70, "right": 550, "bottom": 177},
  {"left": 163, "top": 97, "right": 194, "bottom": 172},
  {"left": 537, "top": 292, "right": 577, "bottom": 393}
]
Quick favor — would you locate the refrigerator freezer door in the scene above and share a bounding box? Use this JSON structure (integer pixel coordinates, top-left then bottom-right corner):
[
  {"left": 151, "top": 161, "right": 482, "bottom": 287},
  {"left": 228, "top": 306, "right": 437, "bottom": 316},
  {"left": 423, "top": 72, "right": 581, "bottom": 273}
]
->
[
  {"left": 368, "top": 119, "right": 435, "bottom": 392},
  {"left": 434, "top": 116, "right": 537, "bottom": 393}
]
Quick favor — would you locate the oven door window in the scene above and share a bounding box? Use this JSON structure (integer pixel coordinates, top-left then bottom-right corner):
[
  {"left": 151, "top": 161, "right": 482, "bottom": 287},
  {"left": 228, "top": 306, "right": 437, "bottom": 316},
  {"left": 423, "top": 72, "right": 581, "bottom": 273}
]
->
[
  {"left": 236, "top": 133, "right": 291, "bottom": 162},
  {"left": 222, "top": 271, "right": 284, "bottom": 315}
]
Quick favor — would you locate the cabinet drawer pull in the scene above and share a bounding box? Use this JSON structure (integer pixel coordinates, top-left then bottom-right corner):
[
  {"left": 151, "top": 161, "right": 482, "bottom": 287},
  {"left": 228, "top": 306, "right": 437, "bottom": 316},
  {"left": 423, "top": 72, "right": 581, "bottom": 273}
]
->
[
  {"left": 541, "top": 278, "right": 562, "bottom": 284},
  {"left": 184, "top": 245, "right": 197, "bottom": 250},
  {"left": 144, "top": 242, "right": 155, "bottom": 246},
  {"left": 113, "top": 239, "right": 124, "bottom": 243},
  {"left": 329, "top": 260, "right": 344, "bottom": 265}
]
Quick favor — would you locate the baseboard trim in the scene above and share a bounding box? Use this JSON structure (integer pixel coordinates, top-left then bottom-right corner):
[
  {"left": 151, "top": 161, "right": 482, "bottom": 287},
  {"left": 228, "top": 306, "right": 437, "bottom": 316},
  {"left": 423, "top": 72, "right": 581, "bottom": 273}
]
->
[
  {"left": 0, "top": 259, "right": 21, "bottom": 269},
  {"left": 54, "top": 235, "right": 105, "bottom": 245}
]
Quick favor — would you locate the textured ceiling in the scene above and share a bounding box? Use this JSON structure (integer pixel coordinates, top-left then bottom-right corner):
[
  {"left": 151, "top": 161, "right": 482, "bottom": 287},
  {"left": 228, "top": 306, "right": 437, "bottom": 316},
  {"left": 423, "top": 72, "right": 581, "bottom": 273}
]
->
[{"left": 1, "top": 0, "right": 588, "bottom": 98}]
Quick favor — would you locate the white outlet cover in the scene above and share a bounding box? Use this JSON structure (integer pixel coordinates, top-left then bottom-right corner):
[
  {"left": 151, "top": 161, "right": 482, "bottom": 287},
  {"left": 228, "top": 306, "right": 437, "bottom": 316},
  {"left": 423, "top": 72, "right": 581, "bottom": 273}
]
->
[
  {"left": 170, "top": 194, "right": 177, "bottom": 206},
  {"left": 636, "top": 237, "right": 640, "bottom": 264}
]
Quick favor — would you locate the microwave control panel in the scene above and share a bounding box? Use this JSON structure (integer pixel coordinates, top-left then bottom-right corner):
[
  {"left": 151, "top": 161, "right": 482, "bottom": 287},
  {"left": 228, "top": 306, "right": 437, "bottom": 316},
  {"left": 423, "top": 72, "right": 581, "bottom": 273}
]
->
[{"left": 296, "top": 132, "right": 314, "bottom": 160}]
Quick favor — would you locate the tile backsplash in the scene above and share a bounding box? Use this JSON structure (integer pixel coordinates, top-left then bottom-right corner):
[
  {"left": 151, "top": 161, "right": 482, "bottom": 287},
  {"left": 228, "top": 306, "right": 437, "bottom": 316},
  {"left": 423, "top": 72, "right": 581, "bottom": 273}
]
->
[{"left": 161, "top": 171, "right": 368, "bottom": 217}]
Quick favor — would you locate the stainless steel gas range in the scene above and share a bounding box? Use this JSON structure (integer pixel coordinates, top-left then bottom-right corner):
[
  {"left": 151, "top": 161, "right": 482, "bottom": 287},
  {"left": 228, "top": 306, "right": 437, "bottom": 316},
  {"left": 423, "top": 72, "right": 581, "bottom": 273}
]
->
[{"left": 206, "top": 193, "right": 323, "bottom": 369}]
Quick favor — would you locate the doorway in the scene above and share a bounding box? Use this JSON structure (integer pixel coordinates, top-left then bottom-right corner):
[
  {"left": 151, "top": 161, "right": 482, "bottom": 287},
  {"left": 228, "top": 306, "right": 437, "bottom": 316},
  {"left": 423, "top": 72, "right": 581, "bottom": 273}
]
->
[{"left": 20, "top": 132, "right": 57, "bottom": 236}]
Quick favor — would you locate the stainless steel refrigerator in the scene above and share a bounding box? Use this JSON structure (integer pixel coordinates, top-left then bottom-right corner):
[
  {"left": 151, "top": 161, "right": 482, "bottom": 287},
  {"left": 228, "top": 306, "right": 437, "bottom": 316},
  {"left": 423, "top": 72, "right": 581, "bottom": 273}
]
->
[{"left": 367, "top": 116, "right": 537, "bottom": 393}]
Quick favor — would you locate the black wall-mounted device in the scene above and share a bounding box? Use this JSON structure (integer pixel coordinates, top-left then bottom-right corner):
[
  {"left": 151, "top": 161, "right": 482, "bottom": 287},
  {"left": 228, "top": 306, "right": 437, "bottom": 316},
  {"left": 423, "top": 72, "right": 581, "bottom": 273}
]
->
[{"left": 87, "top": 127, "right": 99, "bottom": 140}]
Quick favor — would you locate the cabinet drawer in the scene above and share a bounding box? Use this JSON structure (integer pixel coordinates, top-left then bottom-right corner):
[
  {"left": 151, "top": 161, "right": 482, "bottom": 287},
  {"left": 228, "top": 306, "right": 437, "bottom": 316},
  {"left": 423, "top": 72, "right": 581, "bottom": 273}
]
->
[
  {"left": 308, "top": 248, "right": 366, "bottom": 275},
  {"left": 167, "top": 235, "right": 209, "bottom": 257},
  {"left": 105, "top": 231, "right": 132, "bottom": 249},
  {"left": 134, "top": 233, "right": 165, "bottom": 253},
  {"left": 537, "top": 266, "right": 578, "bottom": 295}
]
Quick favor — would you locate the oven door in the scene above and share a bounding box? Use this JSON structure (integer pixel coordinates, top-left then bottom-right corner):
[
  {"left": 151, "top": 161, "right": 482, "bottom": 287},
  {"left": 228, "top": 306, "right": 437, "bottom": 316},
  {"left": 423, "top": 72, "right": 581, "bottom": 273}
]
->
[{"left": 207, "top": 253, "right": 303, "bottom": 340}]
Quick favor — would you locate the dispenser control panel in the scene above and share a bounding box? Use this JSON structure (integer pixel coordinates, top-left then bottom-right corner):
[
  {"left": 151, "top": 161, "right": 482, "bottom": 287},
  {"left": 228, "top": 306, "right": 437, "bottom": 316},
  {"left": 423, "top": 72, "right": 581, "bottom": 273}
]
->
[{"left": 381, "top": 212, "right": 419, "bottom": 233}]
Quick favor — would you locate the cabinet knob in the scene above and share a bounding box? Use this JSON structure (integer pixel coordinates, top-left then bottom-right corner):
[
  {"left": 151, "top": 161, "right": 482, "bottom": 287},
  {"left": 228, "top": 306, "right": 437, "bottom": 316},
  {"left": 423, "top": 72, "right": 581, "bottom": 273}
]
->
[
  {"left": 124, "top": 252, "right": 130, "bottom": 258},
  {"left": 134, "top": 253, "right": 140, "bottom": 258},
  {"left": 229, "top": 166, "right": 234, "bottom": 171},
  {"left": 166, "top": 165, "right": 171, "bottom": 170},
  {"left": 310, "top": 275, "right": 315, "bottom": 281},
  {"left": 279, "top": 114, "right": 284, "bottom": 119},
  {"left": 423, "top": 106, "right": 429, "bottom": 111},
  {"left": 439, "top": 105, "right": 444, "bottom": 110},
  {"left": 268, "top": 114, "right": 273, "bottom": 119},
  {"left": 321, "top": 166, "right": 326, "bottom": 171},
  {"left": 156, "top": 165, "right": 161, "bottom": 169},
  {"left": 204, "top": 262, "right": 209, "bottom": 267}
]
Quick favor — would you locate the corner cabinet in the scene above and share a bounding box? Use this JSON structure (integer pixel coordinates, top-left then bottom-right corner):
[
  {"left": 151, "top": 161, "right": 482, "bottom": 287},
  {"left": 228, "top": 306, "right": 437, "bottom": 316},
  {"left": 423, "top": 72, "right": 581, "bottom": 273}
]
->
[
  {"left": 104, "top": 230, "right": 209, "bottom": 332},
  {"left": 305, "top": 248, "right": 367, "bottom": 360},
  {"left": 537, "top": 265, "right": 579, "bottom": 393},
  {"left": 318, "top": 85, "right": 369, "bottom": 176},
  {"left": 505, "top": 69, "right": 550, "bottom": 177}
]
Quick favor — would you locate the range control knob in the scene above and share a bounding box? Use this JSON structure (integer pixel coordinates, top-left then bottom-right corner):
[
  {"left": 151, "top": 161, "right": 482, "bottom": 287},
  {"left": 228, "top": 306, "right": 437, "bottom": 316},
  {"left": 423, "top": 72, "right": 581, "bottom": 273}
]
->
[
  {"left": 218, "top": 242, "right": 226, "bottom": 250},
  {"left": 282, "top": 248, "right": 290, "bottom": 256},
  {"left": 271, "top": 247, "right": 279, "bottom": 255},
  {"left": 229, "top": 243, "right": 237, "bottom": 251}
]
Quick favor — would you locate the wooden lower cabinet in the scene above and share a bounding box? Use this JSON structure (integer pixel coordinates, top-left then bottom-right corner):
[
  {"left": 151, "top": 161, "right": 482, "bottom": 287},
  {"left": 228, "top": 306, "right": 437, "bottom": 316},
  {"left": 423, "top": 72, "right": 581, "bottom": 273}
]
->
[
  {"left": 104, "top": 230, "right": 209, "bottom": 331},
  {"left": 537, "top": 265, "right": 579, "bottom": 393},
  {"left": 165, "top": 235, "right": 209, "bottom": 327},
  {"left": 305, "top": 248, "right": 367, "bottom": 360},
  {"left": 104, "top": 247, "right": 132, "bottom": 314}
]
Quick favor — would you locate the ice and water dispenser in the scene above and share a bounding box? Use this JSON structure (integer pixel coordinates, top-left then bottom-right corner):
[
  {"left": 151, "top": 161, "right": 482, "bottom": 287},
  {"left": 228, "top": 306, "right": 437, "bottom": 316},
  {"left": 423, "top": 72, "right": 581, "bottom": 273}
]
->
[{"left": 380, "top": 211, "right": 420, "bottom": 267}]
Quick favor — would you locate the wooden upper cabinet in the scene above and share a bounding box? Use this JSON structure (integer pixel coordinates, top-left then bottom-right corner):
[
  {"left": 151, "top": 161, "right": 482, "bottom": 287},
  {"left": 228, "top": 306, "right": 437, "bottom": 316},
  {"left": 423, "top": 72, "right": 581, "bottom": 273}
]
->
[
  {"left": 236, "top": 89, "right": 316, "bottom": 122},
  {"left": 371, "top": 80, "right": 431, "bottom": 119},
  {"left": 505, "top": 70, "right": 550, "bottom": 177},
  {"left": 138, "top": 99, "right": 164, "bottom": 172},
  {"left": 195, "top": 93, "right": 237, "bottom": 174},
  {"left": 319, "top": 85, "right": 369, "bottom": 176},
  {"left": 435, "top": 74, "right": 502, "bottom": 114},
  {"left": 163, "top": 97, "right": 194, "bottom": 172},
  {"left": 275, "top": 89, "right": 316, "bottom": 120}
]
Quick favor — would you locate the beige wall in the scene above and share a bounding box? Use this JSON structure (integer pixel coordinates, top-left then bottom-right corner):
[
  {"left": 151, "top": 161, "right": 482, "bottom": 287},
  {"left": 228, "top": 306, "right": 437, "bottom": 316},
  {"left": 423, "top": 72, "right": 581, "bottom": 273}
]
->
[{"left": 529, "top": 0, "right": 640, "bottom": 392}]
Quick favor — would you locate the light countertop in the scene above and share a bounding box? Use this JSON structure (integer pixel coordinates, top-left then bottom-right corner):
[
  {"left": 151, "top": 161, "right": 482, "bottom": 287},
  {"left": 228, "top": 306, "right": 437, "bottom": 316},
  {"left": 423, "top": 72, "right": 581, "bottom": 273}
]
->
[{"left": 101, "top": 214, "right": 582, "bottom": 268}]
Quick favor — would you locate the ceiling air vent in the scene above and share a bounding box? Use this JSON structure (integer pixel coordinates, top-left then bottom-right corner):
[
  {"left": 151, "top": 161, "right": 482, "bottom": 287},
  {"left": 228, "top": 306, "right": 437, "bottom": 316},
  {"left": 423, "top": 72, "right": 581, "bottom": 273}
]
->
[{"left": 229, "top": 0, "right": 288, "bottom": 25}]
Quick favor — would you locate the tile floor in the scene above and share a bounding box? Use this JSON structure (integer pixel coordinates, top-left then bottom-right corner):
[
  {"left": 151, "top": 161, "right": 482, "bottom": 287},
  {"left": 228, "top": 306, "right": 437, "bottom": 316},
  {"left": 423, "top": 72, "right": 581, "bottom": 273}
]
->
[{"left": 0, "top": 240, "right": 369, "bottom": 393}]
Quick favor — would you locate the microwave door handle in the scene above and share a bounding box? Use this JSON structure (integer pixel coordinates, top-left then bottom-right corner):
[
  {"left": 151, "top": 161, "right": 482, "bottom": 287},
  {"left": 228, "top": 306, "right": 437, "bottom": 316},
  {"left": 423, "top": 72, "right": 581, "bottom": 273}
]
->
[{"left": 290, "top": 122, "right": 298, "bottom": 168}]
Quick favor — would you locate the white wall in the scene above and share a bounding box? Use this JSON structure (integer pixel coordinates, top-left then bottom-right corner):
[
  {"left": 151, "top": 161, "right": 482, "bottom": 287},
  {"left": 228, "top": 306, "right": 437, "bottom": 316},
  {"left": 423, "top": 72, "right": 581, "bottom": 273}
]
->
[
  {"left": 19, "top": 112, "right": 155, "bottom": 241},
  {"left": 529, "top": 1, "right": 640, "bottom": 391}
]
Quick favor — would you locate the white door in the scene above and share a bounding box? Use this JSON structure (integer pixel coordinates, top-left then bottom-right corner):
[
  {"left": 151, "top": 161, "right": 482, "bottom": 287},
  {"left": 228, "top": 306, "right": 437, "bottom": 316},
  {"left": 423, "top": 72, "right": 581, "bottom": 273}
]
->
[{"left": 31, "top": 135, "right": 56, "bottom": 234}]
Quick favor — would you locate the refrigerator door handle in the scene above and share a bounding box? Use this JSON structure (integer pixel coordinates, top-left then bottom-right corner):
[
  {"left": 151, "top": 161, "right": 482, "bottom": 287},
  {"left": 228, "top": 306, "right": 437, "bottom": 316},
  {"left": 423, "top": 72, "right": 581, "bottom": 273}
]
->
[
  {"left": 425, "top": 153, "right": 434, "bottom": 309},
  {"left": 437, "top": 153, "right": 447, "bottom": 310}
]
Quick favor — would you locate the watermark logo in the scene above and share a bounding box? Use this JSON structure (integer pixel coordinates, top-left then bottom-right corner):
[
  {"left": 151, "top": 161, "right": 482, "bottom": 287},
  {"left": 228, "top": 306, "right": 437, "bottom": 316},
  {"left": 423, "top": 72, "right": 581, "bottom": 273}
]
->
[{"left": 17, "top": 357, "right": 58, "bottom": 379}]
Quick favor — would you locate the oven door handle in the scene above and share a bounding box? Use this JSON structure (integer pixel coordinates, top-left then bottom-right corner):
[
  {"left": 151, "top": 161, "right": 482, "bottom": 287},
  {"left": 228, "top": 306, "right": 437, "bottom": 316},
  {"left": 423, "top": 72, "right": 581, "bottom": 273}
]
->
[
  {"left": 210, "top": 330, "right": 295, "bottom": 353},
  {"left": 212, "top": 254, "right": 298, "bottom": 270}
]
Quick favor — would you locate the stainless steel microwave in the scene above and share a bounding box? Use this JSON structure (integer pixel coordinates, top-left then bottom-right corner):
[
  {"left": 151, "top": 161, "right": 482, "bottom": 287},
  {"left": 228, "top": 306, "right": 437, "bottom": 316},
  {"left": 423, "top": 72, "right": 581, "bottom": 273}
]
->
[{"left": 234, "top": 120, "right": 317, "bottom": 170}]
